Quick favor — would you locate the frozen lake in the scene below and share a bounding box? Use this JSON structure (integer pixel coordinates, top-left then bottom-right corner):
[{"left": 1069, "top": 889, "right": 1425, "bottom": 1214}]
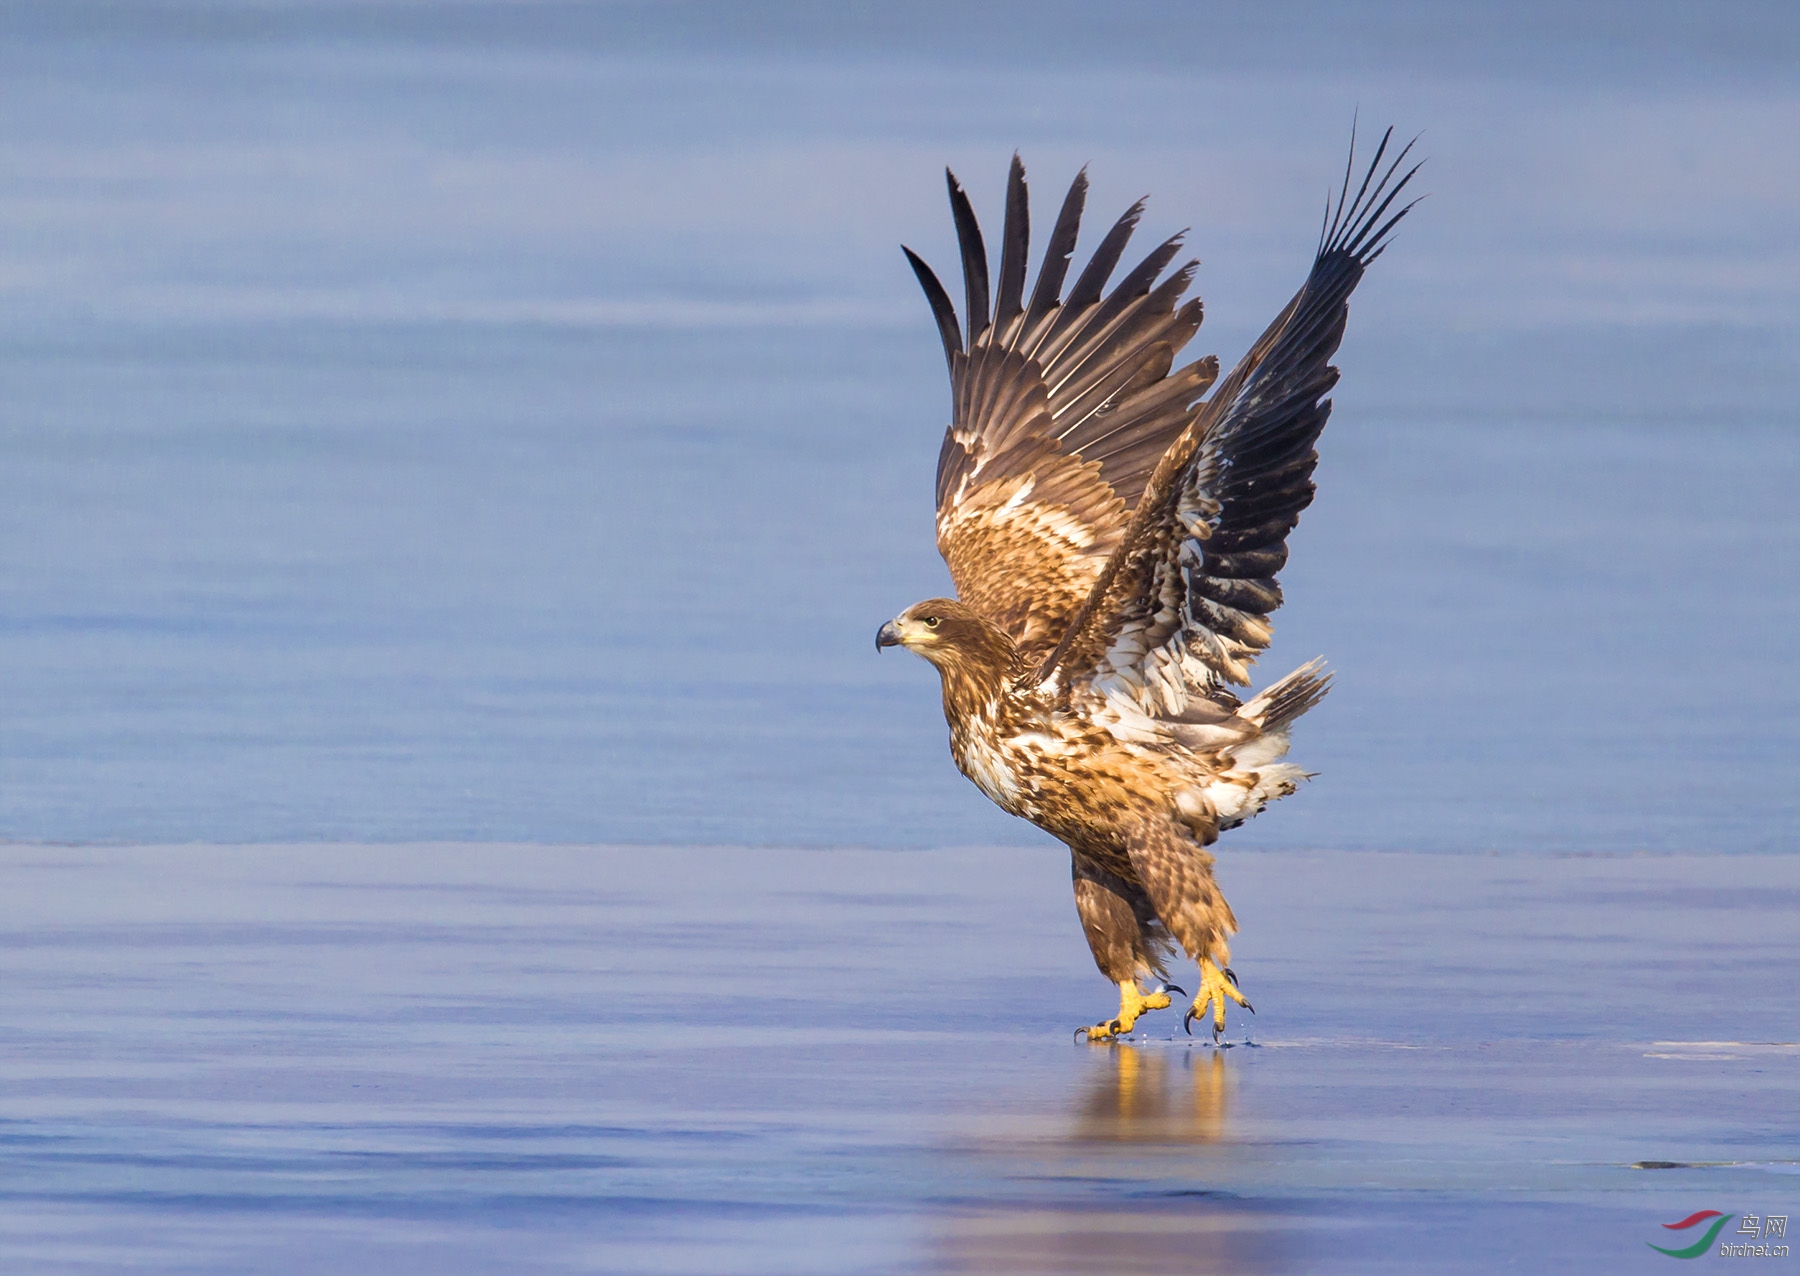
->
[
  {"left": 1, "top": 843, "right": 1795, "bottom": 1274},
  {"left": 0, "top": 3, "right": 1796, "bottom": 1272}
]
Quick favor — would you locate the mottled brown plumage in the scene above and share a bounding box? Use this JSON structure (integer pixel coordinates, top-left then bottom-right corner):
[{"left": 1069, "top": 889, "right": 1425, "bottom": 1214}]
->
[{"left": 880, "top": 132, "right": 1419, "bottom": 1039}]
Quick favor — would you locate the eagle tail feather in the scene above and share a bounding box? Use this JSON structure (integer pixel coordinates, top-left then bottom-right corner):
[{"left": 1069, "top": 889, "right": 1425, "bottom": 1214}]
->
[{"left": 1237, "top": 657, "right": 1332, "bottom": 734}]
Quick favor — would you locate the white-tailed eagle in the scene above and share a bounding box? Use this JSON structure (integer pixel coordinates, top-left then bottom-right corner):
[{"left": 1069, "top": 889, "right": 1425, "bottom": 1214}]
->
[{"left": 877, "top": 131, "right": 1419, "bottom": 1039}]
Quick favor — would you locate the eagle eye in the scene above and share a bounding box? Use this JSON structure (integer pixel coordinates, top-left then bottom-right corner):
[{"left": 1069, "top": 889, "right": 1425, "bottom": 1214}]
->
[{"left": 923, "top": 615, "right": 941, "bottom": 629}]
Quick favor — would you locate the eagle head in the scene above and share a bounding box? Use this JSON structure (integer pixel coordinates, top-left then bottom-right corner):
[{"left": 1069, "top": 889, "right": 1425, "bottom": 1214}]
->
[{"left": 876, "top": 599, "right": 1015, "bottom": 682}]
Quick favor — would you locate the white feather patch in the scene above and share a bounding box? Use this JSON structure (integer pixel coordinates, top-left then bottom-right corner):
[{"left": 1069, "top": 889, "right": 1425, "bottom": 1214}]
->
[{"left": 960, "top": 734, "right": 1022, "bottom": 805}]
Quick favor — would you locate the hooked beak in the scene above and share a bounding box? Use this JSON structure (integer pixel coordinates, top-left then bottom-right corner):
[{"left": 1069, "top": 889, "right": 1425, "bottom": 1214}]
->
[{"left": 875, "top": 619, "right": 903, "bottom": 651}]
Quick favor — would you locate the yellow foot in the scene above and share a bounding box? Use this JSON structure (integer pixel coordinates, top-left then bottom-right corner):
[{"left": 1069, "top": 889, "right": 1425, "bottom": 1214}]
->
[
  {"left": 1076, "top": 980, "right": 1180, "bottom": 1042},
  {"left": 1183, "top": 959, "right": 1253, "bottom": 1041}
]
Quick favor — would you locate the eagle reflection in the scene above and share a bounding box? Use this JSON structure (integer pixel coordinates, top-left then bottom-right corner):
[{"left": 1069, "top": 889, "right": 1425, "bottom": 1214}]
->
[
  {"left": 1076, "top": 1044, "right": 1232, "bottom": 1143},
  {"left": 932, "top": 1048, "right": 1288, "bottom": 1273}
]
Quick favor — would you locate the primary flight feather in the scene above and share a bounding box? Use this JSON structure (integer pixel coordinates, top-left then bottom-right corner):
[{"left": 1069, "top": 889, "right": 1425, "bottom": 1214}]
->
[{"left": 878, "top": 130, "right": 1420, "bottom": 1040}]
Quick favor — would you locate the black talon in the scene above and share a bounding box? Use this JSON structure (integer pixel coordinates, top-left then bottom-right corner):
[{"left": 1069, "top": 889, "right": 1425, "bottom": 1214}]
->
[
  {"left": 1163, "top": 983, "right": 1186, "bottom": 998},
  {"left": 1243, "top": 998, "right": 1256, "bottom": 1015},
  {"left": 1074, "top": 1026, "right": 1088, "bottom": 1042},
  {"left": 1182, "top": 1009, "right": 1196, "bottom": 1036},
  {"left": 1223, "top": 967, "right": 1239, "bottom": 988}
]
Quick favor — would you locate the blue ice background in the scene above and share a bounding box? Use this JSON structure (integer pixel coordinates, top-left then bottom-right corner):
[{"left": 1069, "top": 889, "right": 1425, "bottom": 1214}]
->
[{"left": 0, "top": 1, "right": 1795, "bottom": 851}]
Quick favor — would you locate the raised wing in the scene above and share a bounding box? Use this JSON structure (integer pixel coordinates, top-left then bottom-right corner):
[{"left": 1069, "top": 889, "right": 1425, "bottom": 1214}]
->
[
  {"left": 1038, "top": 129, "right": 1422, "bottom": 713},
  {"left": 904, "top": 157, "right": 1219, "bottom": 663}
]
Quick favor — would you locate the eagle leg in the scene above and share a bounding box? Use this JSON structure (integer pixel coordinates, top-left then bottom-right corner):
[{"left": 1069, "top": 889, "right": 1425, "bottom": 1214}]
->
[
  {"left": 1070, "top": 854, "right": 1178, "bottom": 1040},
  {"left": 1077, "top": 980, "right": 1176, "bottom": 1042},
  {"left": 1182, "top": 958, "right": 1254, "bottom": 1041}
]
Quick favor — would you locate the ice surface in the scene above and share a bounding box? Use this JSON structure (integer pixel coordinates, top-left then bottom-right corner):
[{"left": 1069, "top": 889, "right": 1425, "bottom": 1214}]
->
[{"left": 0, "top": 843, "right": 1793, "bottom": 1273}]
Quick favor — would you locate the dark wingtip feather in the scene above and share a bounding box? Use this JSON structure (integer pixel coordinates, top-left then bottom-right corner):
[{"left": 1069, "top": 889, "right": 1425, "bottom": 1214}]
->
[
  {"left": 946, "top": 168, "right": 992, "bottom": 346},
  {"left": 1322, "top": 127, "right": 1424, "bottom": 264},
  {"left": 993, "top": 153, "right": 1030, "bottom": 336},
  {"left": 1351, "top": 185, "right": 1425, "bottom": 263},
  {"left": 1065, "top": 197, "right": 1147, "bottom": 312},
  {"left": 1025, "top": 166, "right": 1089, "bottom": 326},
  {"left": 902, "top": 245, "right": 962, "bottom": 369},
  {"left": 1323, "top": 113, "right": 1363, "bottom": 252}
]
